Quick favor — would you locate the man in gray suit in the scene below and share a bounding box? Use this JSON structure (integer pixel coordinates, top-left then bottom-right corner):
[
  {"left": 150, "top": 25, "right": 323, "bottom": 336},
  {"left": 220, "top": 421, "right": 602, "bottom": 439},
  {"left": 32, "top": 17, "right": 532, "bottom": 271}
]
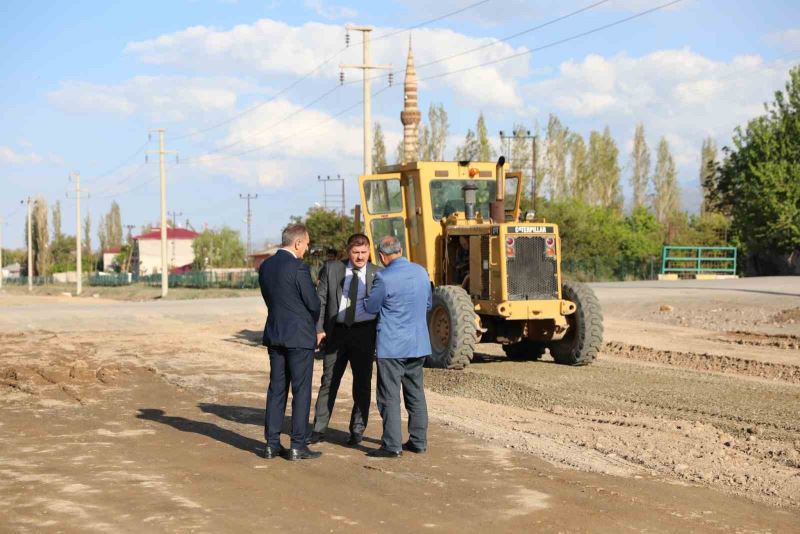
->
[{"left": 309, "top": 233, "right": 381, "bottom": 446}]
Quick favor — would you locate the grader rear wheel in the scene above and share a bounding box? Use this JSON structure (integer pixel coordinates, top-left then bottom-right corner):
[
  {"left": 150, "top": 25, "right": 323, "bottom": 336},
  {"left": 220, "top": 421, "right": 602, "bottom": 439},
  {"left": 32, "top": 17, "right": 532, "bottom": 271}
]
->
[
  {"left": 426, "top": 286, "right": 478, "bottom": 370},
  {"left": 549, "top": 281, "right": 603, "bottom": 365}
]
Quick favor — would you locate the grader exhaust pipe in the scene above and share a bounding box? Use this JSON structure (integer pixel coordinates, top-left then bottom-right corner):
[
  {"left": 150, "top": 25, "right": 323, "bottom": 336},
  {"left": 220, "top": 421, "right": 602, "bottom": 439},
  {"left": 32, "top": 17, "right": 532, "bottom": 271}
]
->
[{"left": 490, "top": 156, "right": 506, "bottom": 223}]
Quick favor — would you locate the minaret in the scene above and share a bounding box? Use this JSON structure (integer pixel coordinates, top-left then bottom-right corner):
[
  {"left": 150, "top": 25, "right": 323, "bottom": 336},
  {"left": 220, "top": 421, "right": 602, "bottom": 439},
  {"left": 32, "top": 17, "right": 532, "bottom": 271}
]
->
[{"left": 400, "top": 36, "right": 421, "bottom": 164}]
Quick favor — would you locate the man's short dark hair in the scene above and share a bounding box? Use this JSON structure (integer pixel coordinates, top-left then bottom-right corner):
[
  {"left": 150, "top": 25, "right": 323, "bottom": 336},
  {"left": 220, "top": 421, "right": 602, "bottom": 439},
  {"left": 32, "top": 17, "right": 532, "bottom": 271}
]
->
[
  {"left": 346, "top": 233, "right": 371, "bottom": 251},
  {"left": 281, "top": 223, "right": 308, "bottom": 247},
  {"left": 378, "top": 235, "right": 402, "bottom": 255}
]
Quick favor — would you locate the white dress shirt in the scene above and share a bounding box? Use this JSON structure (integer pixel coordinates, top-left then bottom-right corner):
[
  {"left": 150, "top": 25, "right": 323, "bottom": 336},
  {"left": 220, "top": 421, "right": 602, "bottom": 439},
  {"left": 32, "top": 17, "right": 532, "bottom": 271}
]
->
[{"left": 336, "top": 262, "right": 377, "bottom": 324}]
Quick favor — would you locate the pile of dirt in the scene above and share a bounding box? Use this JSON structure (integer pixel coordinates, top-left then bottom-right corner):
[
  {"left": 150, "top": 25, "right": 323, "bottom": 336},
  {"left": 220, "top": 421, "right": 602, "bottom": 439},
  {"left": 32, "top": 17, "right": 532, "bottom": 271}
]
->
[
  {"left": 603, "top": 341, "right": 800, "bottom": 384},
  {"left": 713, "top": 331, "right": 800, "bottom": 350}
]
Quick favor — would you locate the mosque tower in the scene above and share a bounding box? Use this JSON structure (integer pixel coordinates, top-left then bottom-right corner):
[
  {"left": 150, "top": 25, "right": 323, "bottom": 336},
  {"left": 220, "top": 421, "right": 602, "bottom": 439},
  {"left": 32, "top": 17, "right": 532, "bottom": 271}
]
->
[{"left": 400, "top": 36, "right": 421, "bottom": 164}]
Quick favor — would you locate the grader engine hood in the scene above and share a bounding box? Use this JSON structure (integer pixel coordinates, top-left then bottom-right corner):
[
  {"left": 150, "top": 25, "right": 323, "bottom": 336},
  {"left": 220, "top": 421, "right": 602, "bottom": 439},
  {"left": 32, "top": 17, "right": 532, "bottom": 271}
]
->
[{"left": 499, "top": 223, "right": 560, "bottom": 301}]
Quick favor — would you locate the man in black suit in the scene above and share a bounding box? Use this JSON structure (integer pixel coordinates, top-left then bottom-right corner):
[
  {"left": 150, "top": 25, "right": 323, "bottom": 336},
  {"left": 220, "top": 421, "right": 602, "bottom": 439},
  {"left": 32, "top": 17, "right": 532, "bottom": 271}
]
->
[
  {"left": 309, "top": 233, "right": 380, "bottom": 446},
  {"left": 258, "top": 223, "right": 322, "bottom": 461}
]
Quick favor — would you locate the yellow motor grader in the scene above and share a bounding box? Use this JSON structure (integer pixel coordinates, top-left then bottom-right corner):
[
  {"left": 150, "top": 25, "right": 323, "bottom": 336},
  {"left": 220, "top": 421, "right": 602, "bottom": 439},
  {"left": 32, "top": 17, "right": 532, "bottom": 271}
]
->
[{"left": 357, "top": 157, "right": 603, "bottom": 369}]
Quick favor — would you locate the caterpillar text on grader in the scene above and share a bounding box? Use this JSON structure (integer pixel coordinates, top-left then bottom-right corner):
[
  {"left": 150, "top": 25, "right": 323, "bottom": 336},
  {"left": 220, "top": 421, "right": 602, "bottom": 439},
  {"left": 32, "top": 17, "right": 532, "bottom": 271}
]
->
[{"left": 358, "top": 157, "right": 603, "bottom": 370}]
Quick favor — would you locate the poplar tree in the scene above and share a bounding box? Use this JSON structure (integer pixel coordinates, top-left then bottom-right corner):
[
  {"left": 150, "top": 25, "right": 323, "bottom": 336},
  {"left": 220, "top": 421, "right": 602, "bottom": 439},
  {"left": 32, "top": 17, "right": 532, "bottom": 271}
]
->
[
  {"left": 568, "top": 133, "right": 590, "bottom": 202},
  {"left": 544, "top": 114, "right": 570, "bottom": 200},
  {"left": 629, "top": 123, "right": 651, "bottom": 210},
  {"left": 510, "top": 124, "right": 531, "bottom": 193},
  {"left": 587, "top": 128, "right": 622, "bottom": 211},
  {"left": 372, "top": 121, "right": 387, "bottom": 170},
  {"left": 476, "top": 112, "right": 494, "bottom": 162},
  {"left": 428, "top": 103, "right": 449, "bottom": 161},
  {"left": 52, "top": 200, "right": 63, "bottom": 241},
  {"left": 652, "top": 137, "right": 681, "bottom": 224},
  {"left": 456, "top": 129, "right": 478, "bottom": 160},
  {"left": 699, "top": 137, "right": 718, "bottom": 213},
  {"left": 31, "top": 196, "right": 50, "bottom": 277}
]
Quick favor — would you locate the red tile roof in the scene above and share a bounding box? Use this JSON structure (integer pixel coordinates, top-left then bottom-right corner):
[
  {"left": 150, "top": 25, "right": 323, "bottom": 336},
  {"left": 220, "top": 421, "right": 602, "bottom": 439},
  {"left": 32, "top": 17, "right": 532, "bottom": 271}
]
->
[
  {"left": 104, "top": 247, "right": 122, "bottom": 254},
  {"left": 133, "top": 228, "right": 200, "bottom": 241}
]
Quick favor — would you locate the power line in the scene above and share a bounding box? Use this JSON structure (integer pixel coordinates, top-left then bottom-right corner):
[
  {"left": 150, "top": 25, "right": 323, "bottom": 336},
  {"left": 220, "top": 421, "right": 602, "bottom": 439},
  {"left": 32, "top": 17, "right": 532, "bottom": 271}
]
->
[
  {"left": 418, "top": 0, "right": 685, "bottom": 83},
  {"left": 81, "top": 141, "right": 149, "bottom": 184},
  {"left": 170, "top": 0, "right": 493, "bottom": 143},
  {"left": 182, "top": 84, "right": 342, "bottom": 162}
]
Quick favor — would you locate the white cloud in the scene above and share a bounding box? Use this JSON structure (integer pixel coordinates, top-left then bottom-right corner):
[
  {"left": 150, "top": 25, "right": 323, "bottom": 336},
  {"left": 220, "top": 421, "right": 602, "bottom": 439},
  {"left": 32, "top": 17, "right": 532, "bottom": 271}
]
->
[
  {"left": 304, "top": 0, "right": 357, "bottom": 20},
  {"left": 524, "top": 48, "right": 794, "bottom": 211},
  {"left": 0, "top": 145, "right": 61, "bottom": 166},
  {"left": 48, "top": 76, "right": 253, "bottom": 122},
  {"left": 765, "top": 28, "right": 800, "bottom": 52},
  {"left": 124, "top": 18, "right": 529, "bottom": 108},
  {"left": 189, "top": 97, "right": 363, "bottom": 187}
]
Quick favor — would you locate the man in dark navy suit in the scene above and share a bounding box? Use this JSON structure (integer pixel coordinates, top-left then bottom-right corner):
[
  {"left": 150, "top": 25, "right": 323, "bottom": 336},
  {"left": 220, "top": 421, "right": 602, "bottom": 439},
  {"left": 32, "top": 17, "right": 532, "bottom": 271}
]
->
[{"left": 258, "top": 223, "right": 322, "bottom": 461}]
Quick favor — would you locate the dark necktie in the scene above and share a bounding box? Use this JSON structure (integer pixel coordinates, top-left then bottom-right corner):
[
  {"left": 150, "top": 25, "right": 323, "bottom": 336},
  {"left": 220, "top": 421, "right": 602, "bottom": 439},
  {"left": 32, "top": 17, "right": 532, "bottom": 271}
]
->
[{"left": 344, "top": 267, "right": 361, "bottom": 326}]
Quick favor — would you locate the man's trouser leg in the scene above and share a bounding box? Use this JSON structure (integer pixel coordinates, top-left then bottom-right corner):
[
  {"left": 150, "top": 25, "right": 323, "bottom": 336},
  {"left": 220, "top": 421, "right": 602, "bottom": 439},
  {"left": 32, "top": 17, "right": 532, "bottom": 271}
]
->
[
  {"left": 286, "top": 348, "right": 314, "bottom": 449},
  {"left": 312, "top": 344, "right": 348, "bottom": 434},
  {"left": 376, "top": 357, "right": 403, "bottom": 452},
  {"left": 401, "top": 356, "right": 428, "bottom": 450},
  {"left": 265, "top": 347, "right": 289, "bottom": 449},
  {"left": 348, "top": 327, "right": 375, "bottom": 436}
]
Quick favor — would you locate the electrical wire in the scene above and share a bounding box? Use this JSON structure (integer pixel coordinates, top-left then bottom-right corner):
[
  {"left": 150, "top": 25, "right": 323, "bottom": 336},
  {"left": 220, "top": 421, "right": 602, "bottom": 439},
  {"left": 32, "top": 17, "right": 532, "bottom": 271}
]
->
[
  {"left": 170, "top": 0, "right": 494, "bottom": 142},
  {"left": 81, "top": 141, "right": 149, "bottom": 184}
]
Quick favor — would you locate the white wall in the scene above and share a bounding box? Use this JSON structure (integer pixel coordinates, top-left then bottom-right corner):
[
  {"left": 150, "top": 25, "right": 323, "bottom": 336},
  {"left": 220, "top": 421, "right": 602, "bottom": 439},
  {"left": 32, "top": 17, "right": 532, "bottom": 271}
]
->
[{"left": 136, "top": 238, "right": 195, "bottom": 275}]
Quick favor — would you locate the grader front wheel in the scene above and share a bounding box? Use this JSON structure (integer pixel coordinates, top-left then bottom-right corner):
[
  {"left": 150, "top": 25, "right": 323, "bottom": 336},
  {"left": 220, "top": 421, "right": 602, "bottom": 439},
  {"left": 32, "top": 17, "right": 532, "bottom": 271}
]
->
[
  {"left": 549, "top": 281, "right": 604, "bottom": 365},
  {"left": 426, "top": 286, "right": 478, "bottom": 370}
]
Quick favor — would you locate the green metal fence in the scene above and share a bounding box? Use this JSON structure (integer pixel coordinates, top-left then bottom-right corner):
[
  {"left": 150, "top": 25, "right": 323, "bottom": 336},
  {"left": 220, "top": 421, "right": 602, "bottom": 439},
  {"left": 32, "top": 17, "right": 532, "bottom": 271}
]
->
[
  {"left": 3, "top": 275, "right": 55, "bottom": 286},
  {"left": 660, "top": 246, "right": 737, "bottom": 275},
  {"left": 89, "top": 273, "right": 132, "bottom": 286},
  {"left": 561, "top": 257, "right": 659, "bottom": 282},
  {"left": 139, "top": 271, "right": 259, "bottom": 289}
]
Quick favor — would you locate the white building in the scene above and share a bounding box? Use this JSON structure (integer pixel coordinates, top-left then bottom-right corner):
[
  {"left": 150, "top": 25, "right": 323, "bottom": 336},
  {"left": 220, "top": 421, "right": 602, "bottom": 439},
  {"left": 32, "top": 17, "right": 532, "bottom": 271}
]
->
[
  {"left": 131, "top": 228, "right": 199, "bottom": 276},
  {"left": 103, "top": 247, "right": 122, "bottom": 272}
]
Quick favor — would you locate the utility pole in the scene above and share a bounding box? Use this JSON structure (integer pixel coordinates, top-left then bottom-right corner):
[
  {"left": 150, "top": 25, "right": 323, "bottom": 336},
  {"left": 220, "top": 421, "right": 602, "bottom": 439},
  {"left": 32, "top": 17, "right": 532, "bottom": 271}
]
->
[
  {"left": 68, "top": 172, "right": 87, "bottom": 295},
  {"left": 317, "top": 175, "right": 345, "bottom": 215},
  {"left": 168, "top": 210, "right": 183, "bottom": 229},
  {"left": 239, "top": 194, "right": 258, "bottom": 257},
  {"left": 123, "top": 224, "right": 136, "bottom": 274},
  {"left": 26, "top": 197, "right": 32, "bottom": 292},
  {"left": 499, "top": 129, "right": 538, "bottom": 212},
  {"left": 340, "top": 25, "right": 392, "bottom": 176},
  {"left": 147, "top": 129, "right": 177, "bottom": 298}
]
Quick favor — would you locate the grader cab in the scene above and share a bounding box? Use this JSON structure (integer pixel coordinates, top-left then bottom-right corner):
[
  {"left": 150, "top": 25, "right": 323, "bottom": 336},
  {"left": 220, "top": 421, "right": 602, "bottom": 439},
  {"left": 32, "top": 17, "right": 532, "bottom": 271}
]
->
[{"left": 358, "top": 157, "right": 603, "bottom": 369}]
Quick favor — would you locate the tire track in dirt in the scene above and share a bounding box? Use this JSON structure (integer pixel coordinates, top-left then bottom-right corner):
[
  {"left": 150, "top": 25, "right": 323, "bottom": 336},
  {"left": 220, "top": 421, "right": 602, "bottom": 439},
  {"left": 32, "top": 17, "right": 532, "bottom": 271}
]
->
[{"left": 603, "top": 341, "right": 800, "bottom": 384}]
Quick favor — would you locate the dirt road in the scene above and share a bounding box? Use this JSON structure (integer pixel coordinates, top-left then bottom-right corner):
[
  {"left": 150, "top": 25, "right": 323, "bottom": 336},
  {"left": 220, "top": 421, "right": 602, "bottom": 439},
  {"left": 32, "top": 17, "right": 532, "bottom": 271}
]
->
[{"left": 1, "top": 277, "right": 798, "bottom": 532}]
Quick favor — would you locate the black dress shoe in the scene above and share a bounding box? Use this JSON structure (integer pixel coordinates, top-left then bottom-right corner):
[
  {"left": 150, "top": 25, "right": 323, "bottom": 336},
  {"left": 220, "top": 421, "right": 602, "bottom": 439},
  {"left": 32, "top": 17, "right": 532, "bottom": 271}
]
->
[
  {"left": 283, "top": 446, "right": 322, "bottom": 461},
  {"left": 263, "top": 445, "right": 286, "bottom": 459},
  {"left": 306, "top": 432, "right": 324, "bottom": 445},
  {"left": 402, "top": 441, "right": 427, "bottom": 454},
  {"left": 346, "top": 433, "right": 363, "bottom": 447},
  {"left": 367, "top": 447, "right": 402, "bottom": 458}
]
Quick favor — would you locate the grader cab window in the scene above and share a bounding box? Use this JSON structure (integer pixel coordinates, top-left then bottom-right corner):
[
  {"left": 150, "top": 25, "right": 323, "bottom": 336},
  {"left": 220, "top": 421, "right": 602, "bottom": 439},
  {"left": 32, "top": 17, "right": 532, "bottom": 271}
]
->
[
  {"left": 430, "top": 180, "right": 496, "bottom": 220},
  {"left": 369, "top": 217, "right": 407, "bottom": 259},
  {"left": 364, "top": 179, "right": 403, "bottom": 214}
]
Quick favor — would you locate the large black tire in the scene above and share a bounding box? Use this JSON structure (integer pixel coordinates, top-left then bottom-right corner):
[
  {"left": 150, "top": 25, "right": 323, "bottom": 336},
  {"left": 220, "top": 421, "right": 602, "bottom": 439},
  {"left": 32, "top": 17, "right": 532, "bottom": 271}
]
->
[
  {"left": 426, "top": 285, "right": 478, "bottom": 370},
  {"left": 549, "top": 281, "right": 603, "bottom": 366},
  {"left": 503, "top": 340, "right": 547, "bottom": 361}
]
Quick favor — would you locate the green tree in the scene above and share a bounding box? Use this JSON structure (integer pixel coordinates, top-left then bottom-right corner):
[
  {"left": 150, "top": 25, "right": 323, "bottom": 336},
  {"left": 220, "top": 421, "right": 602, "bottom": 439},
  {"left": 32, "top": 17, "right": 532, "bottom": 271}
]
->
[
  {"left": 652, "top": 137, "right": 680, "bottom": 224},
  {"left": 428, "top": 103, "right": 449, "bottom": 161},
  {"left": 52, "top": 200, "right": 63, "bottom": 241},
  {"left": 192, "top": 226, "right": 246, "bottom": 269},
  {"left": 372, "top": 121, "right": 387, "bottom": 170},
  {"left": 568, "top": 133, "right": 590, "bottom": 202},
  {"left": 629, "top": 123, "right": 651, "bottom": 210},
  {"left": 587, "top": 128, "right": 622, "bottom": 212},
  {"left": 290, "top": 206, "right": 353, "bottom": 258},
  {"left": 455, "top": 128, "right": 478, "bottom": 161},
  {"left": 476, "top": 112, "right": 495, "bottom": 162},
  {"left": 699, "top": 136, "right": 718, "bottom": 214},
  {"left": 544, "top": 114, "right": 570, "bottom": 200},
  {"left": 715, "top": 67, "right": 800, "bottom": 267},
  {"left": 417, "top": 122, "right": 430, "bottom": 160},
  {"left": 83, "top": 213, "right": 93, "bottom": 272},
  {"left": 98, "top": 201, "right": 123, "bottom": 252},
  {"left": 26, "top": 196, "right": 51, "bottom": 277},
  {"left": 50, "top": 235, "right": 76, "bottom": 273}
]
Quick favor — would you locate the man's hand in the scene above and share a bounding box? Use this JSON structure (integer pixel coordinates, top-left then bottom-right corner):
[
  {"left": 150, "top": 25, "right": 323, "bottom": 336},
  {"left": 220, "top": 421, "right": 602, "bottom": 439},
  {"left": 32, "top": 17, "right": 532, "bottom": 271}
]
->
[{"left": 316, "top": 332, "right": 326, "bottom": 349}]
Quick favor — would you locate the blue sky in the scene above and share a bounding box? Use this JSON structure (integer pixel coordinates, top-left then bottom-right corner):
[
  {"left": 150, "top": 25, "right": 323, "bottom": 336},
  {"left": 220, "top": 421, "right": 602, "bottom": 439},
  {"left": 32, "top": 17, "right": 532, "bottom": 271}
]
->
[{"left": 1, "top": 0, "right": 798, "bottom": 249}]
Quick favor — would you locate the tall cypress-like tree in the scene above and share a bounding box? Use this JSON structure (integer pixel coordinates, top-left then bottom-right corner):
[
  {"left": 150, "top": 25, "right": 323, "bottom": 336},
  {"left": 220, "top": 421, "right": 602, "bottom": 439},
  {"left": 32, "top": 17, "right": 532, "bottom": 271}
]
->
[
  {"left": 652, "top": 137, "right": 680, "bottom": 224},
  {"left": 629, "top": 123, "right": 651, "bottom": 210},
  {"left": 587, "top": 128, "right": 622, "bottom": 211},
  {"left": 476, "top": 113, "right": 494, "bottom": 162},
  {"left": 456, "top": 129, "right": 478, "bottom": 160},
  {"left": 372, "top": 121, "right": 387, "bottom": 170},
  {"left": 699, "top": 137, "right": 718, "bottom": 214},
  {"left": 417, "top": 122, "right": 430, "bottom": 160},
  {"left": 568, "top": 133, "right": 590, "bottom": 202},
  {"left": 51, "top": 200, "right": 63, "bottom": 241},
  {"left": 510, "top": 124, "right": 531, "bottom": 195},
  {"left": 429, "top": 103, "right": 449, "bottom": 161},
  {"left": 32, "top": 196, "right": 50, "bottom": 277},
  {"left": 544, "top": 114, "right": 570, "bottom": 200}
]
